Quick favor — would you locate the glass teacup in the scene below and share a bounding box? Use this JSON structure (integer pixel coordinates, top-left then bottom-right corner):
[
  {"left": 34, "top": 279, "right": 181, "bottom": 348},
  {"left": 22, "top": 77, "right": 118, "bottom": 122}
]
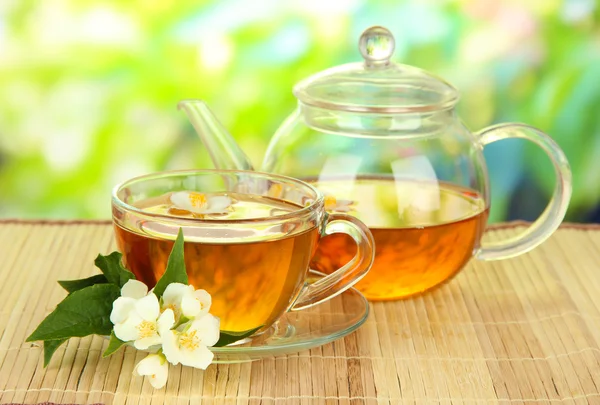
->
[{"left": 111, "top": 169, "right": 375, "bottom": 333}]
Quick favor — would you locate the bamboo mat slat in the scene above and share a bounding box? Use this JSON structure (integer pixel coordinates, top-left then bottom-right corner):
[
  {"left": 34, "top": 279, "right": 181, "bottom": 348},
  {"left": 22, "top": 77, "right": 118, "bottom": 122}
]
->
[{"left": 0, "top": 221, "right": 599, "bottom": 405}]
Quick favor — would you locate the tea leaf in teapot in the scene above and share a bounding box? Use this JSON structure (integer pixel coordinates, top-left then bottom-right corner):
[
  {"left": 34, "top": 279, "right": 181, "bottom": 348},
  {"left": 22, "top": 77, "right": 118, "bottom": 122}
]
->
[
  {"left": 94, "top": 252, "right": 136, "bottom": 288},
  {"left": 58, "top": 274, "right": 108, "bottom": 294},
  {"left": 43, "top": 338, "right": 67, "bottom": 367},
  {"left": 214, "top": 325, "right": 264, "bottom": 347},
  {"left": 153, "top": 228, "right": 188, "bottom": 299},
  {"left": 103, "top": 331, "right": 127, "bottom": 357},
  {"left": 26, "top": 283, "right": 120, "bottom": 343}
]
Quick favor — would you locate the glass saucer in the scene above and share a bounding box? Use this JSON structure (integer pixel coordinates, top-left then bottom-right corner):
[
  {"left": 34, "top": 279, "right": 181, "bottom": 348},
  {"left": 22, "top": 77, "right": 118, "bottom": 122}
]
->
[{"left": 210, "top": 279, "right": 369, "bottom": 363}]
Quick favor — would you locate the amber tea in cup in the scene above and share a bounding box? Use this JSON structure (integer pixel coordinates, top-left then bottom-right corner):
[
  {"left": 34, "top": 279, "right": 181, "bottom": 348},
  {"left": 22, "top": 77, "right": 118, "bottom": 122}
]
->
[
  {"left": 112, "top": 170, "right": 374, "bottom": 333},
  {"left": 115, "top": 194, "right": 318, "bottom": 332}
]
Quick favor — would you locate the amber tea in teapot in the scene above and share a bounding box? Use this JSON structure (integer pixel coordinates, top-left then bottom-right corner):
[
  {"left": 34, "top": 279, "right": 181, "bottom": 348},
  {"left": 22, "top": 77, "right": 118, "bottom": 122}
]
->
[{"left": 309, "top": 177, "right": 488, "bottom": 299}]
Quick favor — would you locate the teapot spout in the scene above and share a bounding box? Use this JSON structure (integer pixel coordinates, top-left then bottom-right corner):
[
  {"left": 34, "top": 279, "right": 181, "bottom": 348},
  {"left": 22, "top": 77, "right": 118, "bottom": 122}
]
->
[{"left": 178, "top": 100, "right": 254, "bottom": 171}]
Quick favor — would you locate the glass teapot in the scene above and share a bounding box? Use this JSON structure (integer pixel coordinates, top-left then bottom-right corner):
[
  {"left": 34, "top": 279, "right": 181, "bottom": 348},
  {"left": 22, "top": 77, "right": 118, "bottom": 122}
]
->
[{"left": 179, "top": 26, "right": 572, "bottom": 301}]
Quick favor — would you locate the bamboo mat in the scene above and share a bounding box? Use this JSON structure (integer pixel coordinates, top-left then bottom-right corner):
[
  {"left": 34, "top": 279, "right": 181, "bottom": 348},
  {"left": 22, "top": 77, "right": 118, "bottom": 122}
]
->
[{"left": 1, "top": 221, "right": 600, "bottom": 405}]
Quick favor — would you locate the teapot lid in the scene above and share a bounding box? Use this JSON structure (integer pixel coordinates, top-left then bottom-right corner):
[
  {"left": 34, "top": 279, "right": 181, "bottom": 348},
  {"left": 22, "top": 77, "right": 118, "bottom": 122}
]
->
[{"left": 294, "top": 26, "right": 459, "bottom": 114}]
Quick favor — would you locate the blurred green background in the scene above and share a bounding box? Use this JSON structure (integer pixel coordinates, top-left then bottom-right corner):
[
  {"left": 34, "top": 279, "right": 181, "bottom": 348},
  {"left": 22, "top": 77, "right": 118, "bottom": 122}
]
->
[{"left": 1, "top": 0, "right": 599, "bottom": 222}]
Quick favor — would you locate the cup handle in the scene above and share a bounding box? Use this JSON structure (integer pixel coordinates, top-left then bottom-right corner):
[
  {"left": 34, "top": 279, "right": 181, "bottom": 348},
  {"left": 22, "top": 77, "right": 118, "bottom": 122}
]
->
[
  {"left": 291, "top": 213, "right": 375, "bottom": 310},
  {"left": 475, "top": 123, "right": 572, "bottom": 261}
]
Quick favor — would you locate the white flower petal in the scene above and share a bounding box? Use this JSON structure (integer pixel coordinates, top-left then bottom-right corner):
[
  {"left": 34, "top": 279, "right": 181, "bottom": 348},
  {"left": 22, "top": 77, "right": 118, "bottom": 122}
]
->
[
  {"left": 114, "top": 313, "right": 143, "bottom": 342},
  {"left": 162, "top": 283, "right": 192, "bottom": 322},
  {"left": 157, "top": 308, "right": 175, "bottom": 334},
  {"left": 162, "top": 283, "right": 189, "bottom": 306},
  {"left": 134, "top": 335, "right": 162, "bottom": 350},
  {"left": 179, "top": 344, "right": 214, "bottom": 370},
  {"left": 110, "top": 297, "right": 136, "bottom": 325},
  {"left": 170, "top": 191, "right": 195, "bottom": 212},
  {"left": 149, "top": 363, "right": 169, "bottom": 389},
  {"left": 121, "top": 279, "right": 148, "bottom": 299},
  {"left": 206, "top": 196, "right": 232, "bottom": 212},
  {"left": 160, "top": 330, "right": 181, "bottom": 366},
  {"left": 135, "top": 353, "right": 163, "bottom": 375},
  {"left": 181, "top": 293, "right": 201, "bottom": 318},
  {"left": 135, "top": 294, "right": 160, "bottom": 321},
  {"left": 134, "top": 354, "right": 169, "bottom": 389},
  {"left": 189, "top": 314, "right": 220, "bottom": 347},
  {"left": 194, "top": 289, "right": 212, "bottom": 315}
]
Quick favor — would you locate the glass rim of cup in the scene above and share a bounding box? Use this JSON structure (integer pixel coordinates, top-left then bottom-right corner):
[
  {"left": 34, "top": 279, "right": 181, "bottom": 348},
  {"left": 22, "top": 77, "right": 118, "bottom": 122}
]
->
[{"left": 111, "top": 168, "right": 325, "bottom": 225}]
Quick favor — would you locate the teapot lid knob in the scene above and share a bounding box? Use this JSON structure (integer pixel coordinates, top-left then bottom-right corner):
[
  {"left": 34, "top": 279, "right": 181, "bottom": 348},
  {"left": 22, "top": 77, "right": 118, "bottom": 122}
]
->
[
  {"left": 359, "top": 26, "right": 395, "bottom": 67},
  {"left": 292, "top": 25, "right": 459, "bottom": 114}
]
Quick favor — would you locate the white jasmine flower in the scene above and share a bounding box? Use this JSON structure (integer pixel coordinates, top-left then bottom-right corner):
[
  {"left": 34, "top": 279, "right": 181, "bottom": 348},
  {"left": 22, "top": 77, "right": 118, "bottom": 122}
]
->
[
  {"left": 323, "top": 194, "right": 354, "bottom": 213},
  {"left": 162, "top": 283, "right": 212, "bottom": 321},
  {"left": 170, "top": 191, "right": 232, "bottom": 215},
  {"left": 112, "top": 291, "right": 175, "bottom": 350},
  {"left": 160, "top": 313, "right": 220, "bottom": 369},
  {"left": 268, "top": 183, "right": 315, "bottom": 211},
  {"left": 110, "top": 279, "right": 150, "bottom": 324},
  {"left": 134, "top": 353, "right": 169, "bottom": 389}
]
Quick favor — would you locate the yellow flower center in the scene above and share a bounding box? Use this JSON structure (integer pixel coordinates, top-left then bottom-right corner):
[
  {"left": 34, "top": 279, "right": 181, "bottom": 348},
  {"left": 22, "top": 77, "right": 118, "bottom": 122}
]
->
[
  {"left": 136, "top": 321, "right": 157, "bottom": 339},
  {"left": 324, "top": 195, "right": 337, "bottom": 210},
  {"left": 187, "top": 192, "right": 208, "bottom": 208},
  {"left": 179, "top": 330, "right": 200, "bottom": 351}
]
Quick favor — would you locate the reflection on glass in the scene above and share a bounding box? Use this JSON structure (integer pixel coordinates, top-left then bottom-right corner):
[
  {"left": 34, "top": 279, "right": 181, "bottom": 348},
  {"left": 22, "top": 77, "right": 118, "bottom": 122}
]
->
[{"left": 391, "top": 155, "right": 440, "bottom": 219}]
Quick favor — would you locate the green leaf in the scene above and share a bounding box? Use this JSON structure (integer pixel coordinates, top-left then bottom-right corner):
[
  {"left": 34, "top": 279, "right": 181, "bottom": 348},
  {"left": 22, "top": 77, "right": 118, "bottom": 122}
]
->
[
  {"left": 94, "top": 251, "right": 135, "bottom": 287},
  {"left": 58, "top": 274, "right": 108, "bottom": 293},
  {"left": 213, "top": 325, "right": 263, "bottom": 347},
  {"left": 43, "top": 338, "right": 67, "bottom": 367},
  {"left": 103, "top": 331, "right": 127, "bottom": 357},
  {"left": 153, "top": 228, "right": 188, "bottom": 298},
  {"left": 26, "top": 284, "right": 121, "bottom": 342}
]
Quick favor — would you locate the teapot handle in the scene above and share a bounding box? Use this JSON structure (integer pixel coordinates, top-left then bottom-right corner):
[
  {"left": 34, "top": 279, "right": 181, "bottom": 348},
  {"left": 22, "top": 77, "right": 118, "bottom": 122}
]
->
[{"left": 475, "top": 123, "right": 572, "bottom": 261}]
